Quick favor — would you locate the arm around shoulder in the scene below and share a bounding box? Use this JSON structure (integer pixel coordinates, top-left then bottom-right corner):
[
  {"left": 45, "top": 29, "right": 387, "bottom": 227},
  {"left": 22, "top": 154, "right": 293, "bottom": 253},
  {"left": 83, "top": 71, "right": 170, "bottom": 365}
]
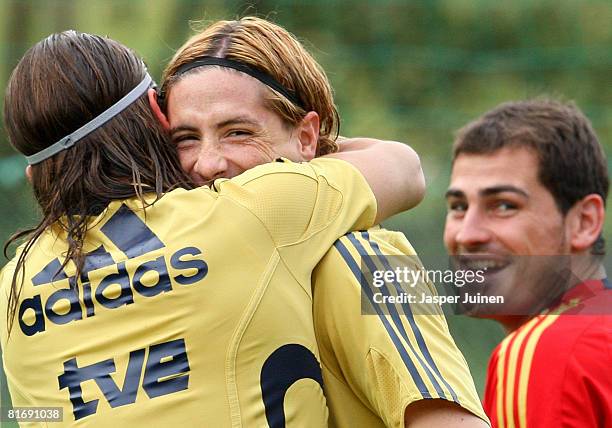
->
[{"left": 323, "top": 137, "right": 425, "bottom": 224}]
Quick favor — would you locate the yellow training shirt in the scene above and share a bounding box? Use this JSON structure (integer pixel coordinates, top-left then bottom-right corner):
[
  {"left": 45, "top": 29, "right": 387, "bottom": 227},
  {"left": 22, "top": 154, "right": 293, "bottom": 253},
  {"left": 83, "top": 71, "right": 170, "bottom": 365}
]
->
[
  {"left": 0, "top": 158, "right": 376, "bottom": 427},
  {"left": 313, "top": 229, "right": 489, "bottom": 427}
]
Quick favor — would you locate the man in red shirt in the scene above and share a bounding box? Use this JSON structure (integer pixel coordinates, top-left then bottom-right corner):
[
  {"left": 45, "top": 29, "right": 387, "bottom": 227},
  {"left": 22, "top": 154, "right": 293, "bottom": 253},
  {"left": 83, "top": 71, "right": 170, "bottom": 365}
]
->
[{"left": 443, "top": 98, "right": 611, "bottom": 427}]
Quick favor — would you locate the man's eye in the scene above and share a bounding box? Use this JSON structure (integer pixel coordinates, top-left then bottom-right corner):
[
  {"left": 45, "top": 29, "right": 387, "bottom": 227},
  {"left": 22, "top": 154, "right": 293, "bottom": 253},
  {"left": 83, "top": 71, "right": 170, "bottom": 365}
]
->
[
  {"left": 448, "top": 201, "right": 467, "bottom": 213},
  {"left": 173, "top": 135, "right": 197, "bottom": 143},
  {"left": 493, "top": 201, "right": 518, "bottom": 214},
  {"left": 226, "top": 130, "right": 251, "bottom": 138},
  {"left": 172, "top": 135, "right": 199, "bottom": 150}
]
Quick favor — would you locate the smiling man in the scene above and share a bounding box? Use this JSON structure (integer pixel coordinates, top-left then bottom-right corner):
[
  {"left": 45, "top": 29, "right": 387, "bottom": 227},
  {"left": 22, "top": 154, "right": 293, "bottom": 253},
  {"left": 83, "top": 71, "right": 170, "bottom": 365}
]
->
[
  {"left": 154, "top": 17, "right": 488, "bottom": 428},
  {"left": 444, "top": 98, "right": 612, "bottom": 427},
  {"left": 163, "top": 66, "right": 323, "bottom": 182}
]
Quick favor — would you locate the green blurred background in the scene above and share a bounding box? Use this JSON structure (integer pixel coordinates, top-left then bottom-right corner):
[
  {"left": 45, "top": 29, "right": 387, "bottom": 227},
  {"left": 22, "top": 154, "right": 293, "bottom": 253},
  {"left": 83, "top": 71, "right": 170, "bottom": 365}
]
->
[{"left": 1, "top": 0, "right": 611, "bottom": 419}]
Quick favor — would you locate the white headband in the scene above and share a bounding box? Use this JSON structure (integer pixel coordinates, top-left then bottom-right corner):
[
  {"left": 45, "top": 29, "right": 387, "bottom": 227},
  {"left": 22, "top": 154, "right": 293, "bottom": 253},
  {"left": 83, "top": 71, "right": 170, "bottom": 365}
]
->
[{"left": 26, "top": 73, "right": 154, "bottom": 165}]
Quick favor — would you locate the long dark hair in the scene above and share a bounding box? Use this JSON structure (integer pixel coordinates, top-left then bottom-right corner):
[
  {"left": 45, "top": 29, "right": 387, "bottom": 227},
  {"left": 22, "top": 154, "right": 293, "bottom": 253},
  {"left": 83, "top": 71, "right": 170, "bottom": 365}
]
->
[{"left": 3, "top": 31, "right": 194, "bottom": 334}]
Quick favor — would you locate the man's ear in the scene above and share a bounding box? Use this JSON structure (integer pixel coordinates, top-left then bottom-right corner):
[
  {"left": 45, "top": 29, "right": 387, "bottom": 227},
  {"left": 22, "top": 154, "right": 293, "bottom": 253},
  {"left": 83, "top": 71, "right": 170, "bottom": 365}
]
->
[
  {"left": 148, "top": 88, "right": 170, "bottom": 131},
  {"left": 567, "top": 194, "right": 605, "bottom": 252},
  {"left": 25, "top": 165, "right": 32, "bottom": 184},
  {"left": 295, "top": 111, "right": 319, "bottom": 161}
]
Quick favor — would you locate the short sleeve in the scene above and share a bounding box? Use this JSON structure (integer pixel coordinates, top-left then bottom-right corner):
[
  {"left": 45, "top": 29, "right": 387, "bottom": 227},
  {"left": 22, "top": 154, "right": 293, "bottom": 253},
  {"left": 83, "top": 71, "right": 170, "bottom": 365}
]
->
[
  {"left": 314, "top": 230, "right": 489, "bottom": 427},
  {"left": 215, "top": 158, "right": 377, "bottom": 276}
]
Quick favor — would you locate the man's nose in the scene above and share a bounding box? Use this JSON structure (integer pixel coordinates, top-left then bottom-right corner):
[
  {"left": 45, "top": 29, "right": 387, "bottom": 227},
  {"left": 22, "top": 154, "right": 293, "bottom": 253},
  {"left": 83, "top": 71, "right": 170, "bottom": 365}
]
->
[
  {"left": 192, "top": 145, "right": 229, "bottom": 183},
  {"left": 454, "top": 208, "right": 492, "bottom": 252}
]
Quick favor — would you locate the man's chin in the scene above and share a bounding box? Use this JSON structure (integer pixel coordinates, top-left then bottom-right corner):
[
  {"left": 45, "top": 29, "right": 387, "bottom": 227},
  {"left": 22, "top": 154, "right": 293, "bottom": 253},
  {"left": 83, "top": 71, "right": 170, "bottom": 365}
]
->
[
  {"left": 459, "top": 255, "right": 572, "bottom": 319},
  {"left": 456, "top": 263, "right": 518, "bottom": 316}
]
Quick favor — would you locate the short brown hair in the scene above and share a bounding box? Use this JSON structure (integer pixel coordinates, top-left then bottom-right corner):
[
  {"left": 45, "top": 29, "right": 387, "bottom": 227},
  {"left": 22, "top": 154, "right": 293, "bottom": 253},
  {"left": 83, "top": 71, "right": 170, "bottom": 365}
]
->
[
  {"left": 453, "top": 98, "right": 609, "bottom": 254},
  {"left": 161, "top": 16, "right": 339, "bottom": 156}
]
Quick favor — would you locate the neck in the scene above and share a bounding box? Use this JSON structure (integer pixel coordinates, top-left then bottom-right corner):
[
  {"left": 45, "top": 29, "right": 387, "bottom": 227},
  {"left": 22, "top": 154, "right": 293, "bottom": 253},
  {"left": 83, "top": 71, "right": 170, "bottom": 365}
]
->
[
  {"left": 570, "top": 252, "right": 606, "bottom": 284},
  {"left": 499, "top": 316, "right": 530, "bottom": 334},
  {"left": 498, "top": 253, "right": 605, "bottom": 334}
]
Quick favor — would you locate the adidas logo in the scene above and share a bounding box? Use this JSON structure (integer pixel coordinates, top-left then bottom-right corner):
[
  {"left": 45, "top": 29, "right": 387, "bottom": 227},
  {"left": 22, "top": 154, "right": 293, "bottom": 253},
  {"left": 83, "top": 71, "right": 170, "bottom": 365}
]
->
[{"left": 19, "top": 204, "right": 208, "bottom": 336}]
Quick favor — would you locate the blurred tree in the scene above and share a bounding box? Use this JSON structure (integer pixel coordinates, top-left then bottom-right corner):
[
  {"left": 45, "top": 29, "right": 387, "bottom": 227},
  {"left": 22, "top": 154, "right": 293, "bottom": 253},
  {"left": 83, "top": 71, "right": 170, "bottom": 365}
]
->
[
  {"left": 1, "top": 1, "right": 30, "bottom": 157},
  {"left": 0, "top": 0, "right": 610, "bottom": 398}
]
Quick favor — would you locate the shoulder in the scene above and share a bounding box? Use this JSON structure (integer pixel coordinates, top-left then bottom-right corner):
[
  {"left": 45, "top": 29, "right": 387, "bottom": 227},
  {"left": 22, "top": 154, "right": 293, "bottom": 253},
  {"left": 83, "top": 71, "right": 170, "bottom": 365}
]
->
[
  {"left": 219, "top": 158, "right": 375, "bottom": 217},
  {"left": 225, "top": 157, "right": 366, "bottom": 188},
  {"left": 0, "top": 256, "right": 18, "bottom": 301},
  {"left": 560, "top": 314, "right": 612, "bottom": 366},
  {"left": 316, "top": 229, "right": 427, "bottom": 303},
  {"left": 538, "top": 282, "right": 612, "bottom": 357},
  {"left": 329, "top": 228, "right": 414, "bottom": 259},
  {"left": 524, "top": 309, "right": 612, "bottom": 407},
  {"left": 528, "top": 313, "right": 610, "bottom": 368}
]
